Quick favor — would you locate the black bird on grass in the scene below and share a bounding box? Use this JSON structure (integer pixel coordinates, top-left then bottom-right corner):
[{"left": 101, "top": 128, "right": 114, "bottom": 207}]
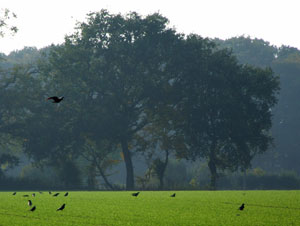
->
[
  {"left": 53, "top": 193, "right": 60, "bottom": 197},
  {"left": 57, "top": 204, "right": 66, "bottom": 211},
  {"left": 132, "top": 192, "right": 140, "bottom": 197},
  {"left": 239, "top": 203, "right": 245, "bottom": 211},
  {"left": 170, "top": 193, "right": 176, "bottom": 197},
  {"left": 28, "top": 200, "right": 32, "bottom": 206},
  {"left": 49, "top": 191, "right": 52, "bottom": 195},
  {"left": 12, "top": 192, "right": 16, "bottom": 195},
  {"left": 64, "top": 192, "right": 68, "bottom": 197},
  {"left": 23, "top": 195, "right": 29, "bottom": 197},
  {"left": 47, "top": 96, "right": 64, "bottom": 103},
  {"left": 30, "top": 206, "right": 36, "bottom": 212}
]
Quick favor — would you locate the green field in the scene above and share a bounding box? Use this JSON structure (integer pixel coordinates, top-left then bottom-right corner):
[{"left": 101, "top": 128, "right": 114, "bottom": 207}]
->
[{"left": 0, "top": 190, "right": 299, "bottom": 225}]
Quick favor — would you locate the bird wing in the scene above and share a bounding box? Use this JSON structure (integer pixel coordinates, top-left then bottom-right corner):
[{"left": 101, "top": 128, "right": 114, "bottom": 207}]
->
[{"left": 47, "top": 96, "right": 58, "bottom": 101}]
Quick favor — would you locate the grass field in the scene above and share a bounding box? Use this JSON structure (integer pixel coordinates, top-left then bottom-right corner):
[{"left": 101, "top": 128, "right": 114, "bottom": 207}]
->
[{"left": 0, "top": 190, "right": 299, "bottom": 225}]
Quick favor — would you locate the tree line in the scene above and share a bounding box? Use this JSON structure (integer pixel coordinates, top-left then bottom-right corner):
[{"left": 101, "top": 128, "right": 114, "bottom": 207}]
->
[{"left": 1, "top": 10, "right": 281, "bottom": 190}]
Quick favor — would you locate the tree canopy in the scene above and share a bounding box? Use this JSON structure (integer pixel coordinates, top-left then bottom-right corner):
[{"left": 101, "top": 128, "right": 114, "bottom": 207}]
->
[{"left": 0, "top": 11, "right": 281, "bottom": 190}]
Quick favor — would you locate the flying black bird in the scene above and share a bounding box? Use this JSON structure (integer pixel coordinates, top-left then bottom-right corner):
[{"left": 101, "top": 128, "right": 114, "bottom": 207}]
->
[
  {"left": 30, "top": 206, "right": 36, "bottom": 212},
  {"left": 57, "top": 204, "right": 66, "bottom": 211},
  {"left": 28, "top": 200, "right": 32, "bottom": 206},
  {"left": 53, "top": 193, "right": 60, "bottom": 197},
  {"left": 12, "top": 192, "right": 16, "bottom": 195},
  {"left": 132, "top": 192, "right": 140, "bottom": 197},
  {"left": 239, "top": 203, "right": 245, "bottom": 211},
  {"left": 64, "top": 192, "right": 68, "bottom": 197},
  {"left": 47, "top": 96, "right": 64, "bottom": 103},
  {"left": 32, "top": 193, "right": 35, "bottom": 197},
  {"left": 170, "top": 193, "right": 176, "bottom": 197},
  {"left": 23, "top": 195, "right": 29, "bottom": 197}
]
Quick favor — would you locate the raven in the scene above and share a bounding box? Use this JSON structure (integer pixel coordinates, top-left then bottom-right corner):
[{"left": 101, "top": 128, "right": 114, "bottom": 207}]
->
[
  {"left": 53, "top": 193, "right": 60, "bottom": 197},
  {"left": 57, "top": 204, "right": 66, "bottom": 211},
  {"left": 64, "top": 192, "right": 68, "bottom": 197},
  {"left": 239, "top": 203, "right": 245, "bottom": 211},
  {"left": 47, "top": 96, "right": 64, "bottom": 103},
  {"left": 12, "top": 192, "right": 16, "bottom": 195},
  {"left": 170, "top": 193, "right": 176, "bottom": 197},
  {"left": 30, "top": 206, "right": 36, "bottom": 212},
  {"left": 132, "top": 192, "right": 140, "bottom": 197}
]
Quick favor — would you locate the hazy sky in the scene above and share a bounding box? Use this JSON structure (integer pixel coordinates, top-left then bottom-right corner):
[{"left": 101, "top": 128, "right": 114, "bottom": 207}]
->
[{"left": 1, "top": 0, "right": 300, "bottom": 54}]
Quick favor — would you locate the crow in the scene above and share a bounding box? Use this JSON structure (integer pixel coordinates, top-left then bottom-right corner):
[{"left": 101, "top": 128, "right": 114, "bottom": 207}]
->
[
  {"left": 57, "top": 204, "right": 66, "bottom": 211},
  {"left": 12, "top": 192, "right": 16, "bottom": 195},
  {"left": 53, "top": 193, "right": 60, "bottom": 197},
  {"left": 29, "top": 206, "right": 36, "bottom": 212},
  {"left": 47, "top": 96, "right": 64, "bottom": 103},
  {"left": 132, "top": 192, "right": 140, "bottom": 197},
  {"left": 64, "top": 192, "right": 68, "bottom": 197},
  {"left": 239, "top": 203, "right": 245, "bottom": 211},
  {"left": 170, "top": 193, "right": 176, "bottom": 197},
  {"left": 49, "top": 191, "right": 52, "bottom": 195},
  {"left": 28, "top": 200, "right": 32, "bottom": 206}
]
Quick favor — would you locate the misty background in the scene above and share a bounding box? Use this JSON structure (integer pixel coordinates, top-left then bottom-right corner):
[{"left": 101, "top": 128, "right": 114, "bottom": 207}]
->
[{"left": 1, "top": 8, "right": 300, "bottom": 191}]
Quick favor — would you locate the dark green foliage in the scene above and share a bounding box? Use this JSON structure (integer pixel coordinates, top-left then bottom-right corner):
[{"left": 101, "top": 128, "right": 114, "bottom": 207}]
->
[
  {"left": 0, "top": 153, "right": 19, "bottom": 178},
  {"left": 216, "top": 171, "right": 300, "bottom": 190},
  {"left": 173, "top": 35, "right": 279, "bottom": 189},
  {"left": 0, "top": 13, "right": 290, "bottom": 190},
  {"left": 54, "top": 160, "right": 82, "bottom": 189},
  {"left": 35, "top": 10, "right": 182, "bottom": 190},
  {"left": 217, "top": 36, "right": 300, "bottom": 175},
  {"left": 214, "top": 36, "right": 277, "bottom": 67},
  {"left": 244, "top": 173, "right": 300, "bottom": 190}
]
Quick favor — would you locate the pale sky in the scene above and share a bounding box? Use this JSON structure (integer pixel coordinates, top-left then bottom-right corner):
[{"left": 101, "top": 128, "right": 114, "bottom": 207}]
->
[{"left": 1, "top": 0, "right": 300, "bottom": 55}]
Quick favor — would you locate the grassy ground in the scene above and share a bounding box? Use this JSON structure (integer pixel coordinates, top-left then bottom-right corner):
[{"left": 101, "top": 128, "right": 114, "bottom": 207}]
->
[{"left": 0, "top": 190, "right": 299, "bottom": 225}]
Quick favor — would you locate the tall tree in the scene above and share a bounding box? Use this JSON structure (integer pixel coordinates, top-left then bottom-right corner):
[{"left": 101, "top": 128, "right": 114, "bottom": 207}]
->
[
  {"left": 37, "top": 10, "right": 181, "bottom": 189},
  {"left": 174, "top": 35, "right": 280, "bottom": 189}
]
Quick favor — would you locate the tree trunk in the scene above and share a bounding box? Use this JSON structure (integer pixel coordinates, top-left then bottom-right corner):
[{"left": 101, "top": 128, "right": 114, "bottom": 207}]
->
[
  {"left": 158, "top": 149, "right": 169, "bottom": 189},
  {"left": 95, "top": 162, "right": 115, "bottom": 190},
  {"left": 208, "top": 145, "right": 218, "bottom": 190},
  {"left": 208, "top": 158, "right": 217, "bottom": 190},
  {"left": 242, "top": 170, "right": 246, "bottom": 190},
  {"left": 121, "top": 138, "right": 134, "bottom": 190}
]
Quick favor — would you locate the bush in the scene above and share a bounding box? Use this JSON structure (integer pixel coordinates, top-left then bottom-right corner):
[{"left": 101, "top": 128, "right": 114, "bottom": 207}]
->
[{"left": 216, "top": 170, "right": 300, "bottom": 190}]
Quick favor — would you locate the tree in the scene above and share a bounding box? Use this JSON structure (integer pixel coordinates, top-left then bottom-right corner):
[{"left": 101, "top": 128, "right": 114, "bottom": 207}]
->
[
  {"left": 134, "top": 106, "right": 187, "bottom": 189},
  {"left": 81, "top": 138, "right": 120, "bottom": 190},
  {"left": 174, "top": 35, "right": 280, "bottom": 189},
  {"left": 0, "top": 11, "right": 20, "bottom": 182},
  {"left": 217, "top": 37, "right": 300, "bottom": 175},
  {"left": 269, "top": 48, "right": 300, "bottom": 173},
  {"left": 38, "top": 10, "right": 181, "bottom": 189},
  {"left": 0, "top": 8, "right": 17, "bottom": 37},
  {"left": 215, "top": 36, "right": 277, "bottom": 67}
]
